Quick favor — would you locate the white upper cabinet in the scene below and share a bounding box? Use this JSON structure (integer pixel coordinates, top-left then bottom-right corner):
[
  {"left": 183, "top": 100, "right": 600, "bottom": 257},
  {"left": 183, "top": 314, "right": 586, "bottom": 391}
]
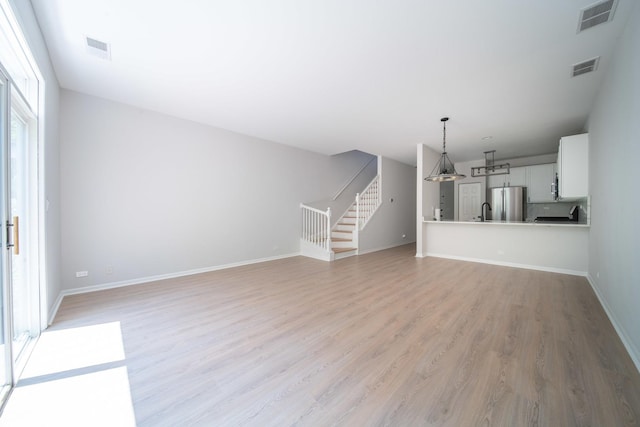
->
[
  {"left": 487, "top": 164, "right": 558, "bottom": 203},
  {"left": 506, "top": 167, "right": 527, "bottom": 187},
  {"left": 487, "top": 173, "right": 505, "bottom": 188},
  {"left": 558, "top": 133, "right": 589, "bottom": 200},
  {"left": 527, "top": 163, "right": 557, "bottom": 203},
  {"left": 487, "top": 166, "right": 526, "bottom": 188}
]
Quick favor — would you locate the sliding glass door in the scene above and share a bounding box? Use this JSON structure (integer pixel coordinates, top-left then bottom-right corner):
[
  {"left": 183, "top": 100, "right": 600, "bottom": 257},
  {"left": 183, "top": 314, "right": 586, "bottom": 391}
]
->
[
  {"left": 0, "top": 1, "right": 43, "bottom": 405},
  {"left": 0, "top": 64, "right": 41, "bottom": 404},
  {"left": 9, "top": 84, "right": 39, "bottom": 365},
  {"left": 0, "top": 66, "right": 8, "bottom": 401}
]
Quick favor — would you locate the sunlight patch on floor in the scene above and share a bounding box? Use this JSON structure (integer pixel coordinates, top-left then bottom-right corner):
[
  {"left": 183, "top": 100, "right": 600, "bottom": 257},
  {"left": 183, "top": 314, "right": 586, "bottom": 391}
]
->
[
  {"left": 20, "top": 322, "right": 126, "bottom": 378},
  {"left": 0, "top": 322, "right": 136, "bottom": 426},
  {"left": 1, "top": 366, "right": 136, "bottom": 427}
]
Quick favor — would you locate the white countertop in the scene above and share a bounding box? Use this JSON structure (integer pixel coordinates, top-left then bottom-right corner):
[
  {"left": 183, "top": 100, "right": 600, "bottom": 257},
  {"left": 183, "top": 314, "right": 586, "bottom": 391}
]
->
[{"left": 423, "top": 219, "right": 590, "bottom": 228}]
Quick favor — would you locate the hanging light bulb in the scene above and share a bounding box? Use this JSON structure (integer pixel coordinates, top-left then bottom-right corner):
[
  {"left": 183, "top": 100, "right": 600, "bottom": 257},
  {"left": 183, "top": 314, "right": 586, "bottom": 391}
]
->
[{"left": 425, "top": 117, "right": 466, "bottom": 182}]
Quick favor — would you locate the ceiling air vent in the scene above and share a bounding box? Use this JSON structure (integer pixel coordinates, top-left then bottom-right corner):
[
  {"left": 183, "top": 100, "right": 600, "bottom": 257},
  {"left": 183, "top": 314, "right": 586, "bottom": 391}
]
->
[
  {"left": 572, "top": 57, "right": 600, "bottom": 77},
  {"left": 85, "top": 36, "right": 111, "bottom": 60},
  {"left": 578, "top": 0, "right": 617, "bottom": 32}
]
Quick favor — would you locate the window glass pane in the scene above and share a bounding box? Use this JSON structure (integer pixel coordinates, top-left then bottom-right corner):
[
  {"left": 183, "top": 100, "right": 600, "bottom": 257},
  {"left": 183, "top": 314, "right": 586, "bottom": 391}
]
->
[{"left": 0, "top": 4, "right": 38, "bottom": 109}]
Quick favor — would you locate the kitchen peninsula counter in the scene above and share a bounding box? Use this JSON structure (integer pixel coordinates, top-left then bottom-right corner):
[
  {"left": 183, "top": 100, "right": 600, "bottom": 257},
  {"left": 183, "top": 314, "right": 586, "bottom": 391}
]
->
[
  {"left": 423, "top": 219, "right": 589, "bottom": 227},
  {"left": 419, "top": 219, "right": 589, "bottom": 275}
]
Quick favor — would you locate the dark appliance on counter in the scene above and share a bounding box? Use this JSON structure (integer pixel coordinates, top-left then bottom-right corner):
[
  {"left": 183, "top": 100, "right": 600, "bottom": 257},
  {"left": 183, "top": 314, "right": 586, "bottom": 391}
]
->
[
  {"left": 488, "top": 186, "right": 526, "bottom": 222},
  {"left": 535, "top": 205, "right": 579, "bottom": 223}
]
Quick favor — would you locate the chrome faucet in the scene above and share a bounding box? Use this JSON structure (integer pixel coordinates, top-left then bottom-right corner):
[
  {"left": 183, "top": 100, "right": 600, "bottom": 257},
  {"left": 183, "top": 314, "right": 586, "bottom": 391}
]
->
[{"left": 481, "top": 202, "right": 492, "bottom": 222}]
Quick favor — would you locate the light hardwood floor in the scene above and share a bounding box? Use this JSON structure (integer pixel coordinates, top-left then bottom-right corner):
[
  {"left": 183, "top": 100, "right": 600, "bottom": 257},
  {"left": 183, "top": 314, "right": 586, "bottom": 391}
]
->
[{"left": 17, "top": 245, "right": 640, "bottom": 425}]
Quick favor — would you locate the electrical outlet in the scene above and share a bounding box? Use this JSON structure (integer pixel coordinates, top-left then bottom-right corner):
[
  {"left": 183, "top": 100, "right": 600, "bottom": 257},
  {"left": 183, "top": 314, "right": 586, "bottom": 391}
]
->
[
  {"left": 106, "top": 265, "right": 114, "bottom": 275},
  {"left": 76, "top": 271, "right": 88, "bottom": 278}
]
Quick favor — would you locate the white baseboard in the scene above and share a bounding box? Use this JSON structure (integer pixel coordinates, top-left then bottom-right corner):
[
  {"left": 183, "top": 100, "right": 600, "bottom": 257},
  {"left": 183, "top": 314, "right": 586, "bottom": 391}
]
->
[
  {"left": 48, "top": 252, "right": 300, "bottom": 325},
  {"left": 47, "top": 293, "right": 65, "bottom": 326},
  {"left": 586, "top": 274, "right": 640, "bottom": 374},
  {"left": 423, "top": 252, "right": 588, "bottom": 277}
]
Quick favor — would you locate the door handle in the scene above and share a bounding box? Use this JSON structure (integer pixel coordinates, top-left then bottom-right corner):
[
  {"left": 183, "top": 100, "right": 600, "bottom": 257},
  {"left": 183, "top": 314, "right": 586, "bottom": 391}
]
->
[
  {"left": 13, "top": 216, "right": 19, "bottom": 255},
  {"left": 6, "top": 216, "right": 19, "bottom": 255}
]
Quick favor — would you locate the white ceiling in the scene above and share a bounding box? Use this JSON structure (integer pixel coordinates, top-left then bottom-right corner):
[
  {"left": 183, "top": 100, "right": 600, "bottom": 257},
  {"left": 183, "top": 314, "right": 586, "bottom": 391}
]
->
[{"left": 30, "top": 0, "right": 635, "bottom": 165}]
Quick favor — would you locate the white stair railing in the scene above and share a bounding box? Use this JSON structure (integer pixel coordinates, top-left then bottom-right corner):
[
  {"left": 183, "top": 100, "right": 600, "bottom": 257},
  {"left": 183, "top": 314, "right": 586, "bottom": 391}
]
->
[
  {"left": 356, "top": 175, "right": 381, "bottom": 230},
  {"left": 300, "top": 204, "right": 331, "bottom": 252}
]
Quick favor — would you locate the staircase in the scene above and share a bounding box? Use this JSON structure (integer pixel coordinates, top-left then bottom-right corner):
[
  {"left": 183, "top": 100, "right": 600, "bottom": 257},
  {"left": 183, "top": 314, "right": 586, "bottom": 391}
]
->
[
  {"left": 300, "top": 175, "right": 381, "bottom": 261},
  {"left": 331, "top": 203, "right": 358, "bottom": 259}
]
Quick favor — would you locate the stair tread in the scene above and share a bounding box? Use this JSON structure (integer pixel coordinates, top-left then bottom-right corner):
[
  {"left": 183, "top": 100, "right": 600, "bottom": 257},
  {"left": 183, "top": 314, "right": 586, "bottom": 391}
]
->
[
  {"left": 332, "top": 238, "right": 352, "bottom": 242},
  {"left": 333, "top": 247, "right": 357, "bottom": 254}
]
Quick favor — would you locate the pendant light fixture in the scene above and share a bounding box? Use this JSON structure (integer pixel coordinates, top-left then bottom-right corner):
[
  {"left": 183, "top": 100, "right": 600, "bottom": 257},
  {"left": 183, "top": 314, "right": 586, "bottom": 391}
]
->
[{"left": 425, "top": 117, "right": 466, "bottom": 182}]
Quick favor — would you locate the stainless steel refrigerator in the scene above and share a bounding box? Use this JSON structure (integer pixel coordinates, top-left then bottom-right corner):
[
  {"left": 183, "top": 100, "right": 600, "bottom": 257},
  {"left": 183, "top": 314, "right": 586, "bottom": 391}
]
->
[{"left": 488, "top": 186, "right": 526, "bottom": 222}]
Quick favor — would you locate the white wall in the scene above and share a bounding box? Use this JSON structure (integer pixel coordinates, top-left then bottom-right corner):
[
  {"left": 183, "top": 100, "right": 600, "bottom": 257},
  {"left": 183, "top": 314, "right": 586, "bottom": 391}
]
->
[
  {"left": 9, "top": 0, "right": 62, "bottom": 323},
  {"left": 59, "top": 90, "right": 366, "bottom": 290},
  {"left": 585, "top": 2, "right": 640, "bottom": 370},
  {"left": 359, "top": 156, "right": 416, "bottom": 253}
]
